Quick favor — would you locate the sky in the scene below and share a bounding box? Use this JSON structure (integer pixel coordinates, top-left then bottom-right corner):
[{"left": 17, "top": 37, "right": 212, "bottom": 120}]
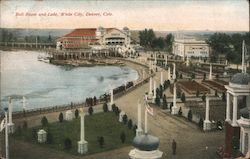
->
[{"left": 0, "top": 0, "right": 249, "bottom": 31}]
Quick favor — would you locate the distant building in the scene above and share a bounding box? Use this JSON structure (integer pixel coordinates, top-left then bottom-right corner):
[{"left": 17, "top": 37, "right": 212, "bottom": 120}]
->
[
  {"left": 172, "top": 38, "right": 210, "bottom": 58},
  {"left": 56, "top": 26, "right": 131, "bottom": 50}
]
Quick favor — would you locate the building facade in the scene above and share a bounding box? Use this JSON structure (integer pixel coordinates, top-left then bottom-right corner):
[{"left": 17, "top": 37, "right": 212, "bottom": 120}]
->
[
  {"left": 56, "top": 27, "right": 131, "bottom": 50},
  {"left": 172, "top": 38, "right": 210, "bottom": 58}
]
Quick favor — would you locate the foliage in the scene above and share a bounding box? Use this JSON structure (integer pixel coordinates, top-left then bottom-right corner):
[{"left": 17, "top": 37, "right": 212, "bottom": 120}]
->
[
  {"left": 88, "top": 106, "right": 93, "bottom": 115},
  {"left": 198, "top": 118, "right": 204, "bottom": 129},
  {"left": 41, "top": 116, "right": 48, "bottom": 127},
  {"left": 75, "top": 109, "right": 79, "bottom": 118},
  {"left": 103, "top": 103, "right": 108, "bottom": 112},
  {"left": 181, "top": 92, "right": 186, "bottom": 103},
  {"left": 188, "top": 110, "right": 193, "bottom": 121},
  {"left": 132, "top": 125, "right": 137, "bottom": 135},
  {"left": 122, "top": 114, "right": 128, "bottom": 124},
  {"left": 112, "top": 104, "right": 116, "bottom": 112},
  {"left": 196, "top": 90, "right": 200, "bottom": 97},
  {"left": 127, "top": 119, "right": 133, "bottom": 129},
  {"left": 31, "top": 128, "right": 37, "bottom": 140},
  {"left": 155, "top": 96, "right": 161, "bottom": 106},
  {"left": 97, "top": 136, "right": 105, "bottom": 148},
  {"left": 203, "top": 73, "right": 206, "bottom": 81},
  {"left": 191, "top": 73, "right": 195, "bottom": 79},
  {"left": 162, "top": 95, "right": 168, "bottom": 109},
  {"left": 59, "top": 112, "right": 64, "bottom": 123},
  {"left": 120, "top": 132, "right": 126, "bottom": 143},
  {"left": 215, "top": 90, "right": 218, "bottom": 97},
  {"left": 201, "top": 94, "right": 206, "bottom": 102},
  {"left": 64, "top": 138, "right": 72, "bottom": 150},
  {"left": 178, "top": 107, "right": 182, "bottom": 116},
  {"left": 222, "top": 92, "right": 226, "bottom": 101}
]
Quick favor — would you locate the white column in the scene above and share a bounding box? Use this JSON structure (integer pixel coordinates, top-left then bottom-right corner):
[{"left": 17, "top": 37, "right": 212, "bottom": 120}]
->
[
  {"left": 186, "top": 56, "right": 190, "bottom": 66},
  {"left": 205, "top": 97, "right": 210, "bottom": 122},
  {"left": 149, "top": 77, "right": 153, "bottom": 97},
  {"left": 242, "top": 40, "right": 245, "bottom": 73},
  {"left": 142, "top": 69, "right": 145, "bottom": 79},
  {"left": 5, "top": 110, "right": 9, "bottom": 159},
  {"left": 78, "top": 109, "right": 88, "bottom": 154},
  {"left": 168, "top": 67, "right": 171, "bottom": 80},
  {"left": 153, "top": 80, "right": 156, "bottom": 99},
  {"left": 154, "top": 53, "right": 157, "bottom": 65},
  {"left": 172, "top": 63, "right": 176, "bottom": 80},
  {"left": 136, "top": 102, "right": 143, "bottom": 136},
  {"left": 160, "top": 71, "right": 163, "bottom": 86},
  {"left": 171, "top": 83, "right": 178, "bottom": 115},
  {"left": 226, "top": 92, "right": 231, "bottom": 122},
  {"left": 209, "top": 64, "right": 213, "bottom": 80},
  {"left": 8, "top": 97, "right": 14, "bottom": 133},
  {"left": 145, "top": 108, "right": 148, "bottom": 134},
  {"left": 232, "top": 95, "right": 238, "bottom": 127},
  {"left": 165, "top": 56, "right": 168, "bottom": 67}
]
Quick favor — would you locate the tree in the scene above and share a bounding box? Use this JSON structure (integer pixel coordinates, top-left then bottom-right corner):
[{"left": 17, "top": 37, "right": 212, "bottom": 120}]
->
[
  {"left": 181, "top": 92, "right": 186, "bottom": 103},
  {"left": 188, "top": 110, "right": 193, "bottom": 121},
  {"left": 191, "top": 73, "right": 195, "bottom": 79},
  {"left": 178, "top": 107, "right": 182, "bottom": 116},
  {"left": 203, "top": 73, "right": 206, "bottom": 81},
  {"left": 59, "top": 112, "right": 63, "bottom": 122},
  {"left": 133, "top": 125, "right": 137, "bottom": 135},
  {"left": 112, "top": 104, "right": 116, "bottom": 112},
  {"left": 75, "top": 109, "right": 79, "bottom": 118},
  {"left": 103, "top": 103, "right": 108, "bottom": 112},
  {"left": 97, "top": 136, "right": 104, "bottom": 148},
  {"left": 48, "top": 35, "right": 52, "bottom": 43},
  {"left": 198, "top": 118, "right": 204, "bottom": 129},
  {"left": 155, "top": 96, "right": 161, "bottom": 106},
  {"left": 165, "top": 33, "right": 174, "bottom": 53},
  {"left": 215, "top": 90, "right": 218, "bottom": 97},
  {"left": 196, "top": 90, "right": 200, "bottom": 97},
  {"left": 127, "top": 119, "right": 132, "bottom": 129},
  {"left": 64, "top": 138, "right": 72, "bottom": 150},
  {"left": 122, "top": 114, "right": 128, "bottom": 124},
  {"left": 41, "top": 116, "right": 48, "bottom": 127},
  {"left": 120, "top": 132, "right": 126, "bottom": 143},
  {"left": 222, "top": 92, "right": 226, "bottom": 101},
  {"left": 162, "top": 95, "right": 168, "bottom": 109},
  {"left": 31, "top": 128, "right": 37, "bottom": 140},
  {"left": 139, "top": 29, "right": 156, "bottom": 49},
  {"left": 201, "top": 94, "right": 206, "bottom": 102},
  {"left": 88, "top": 106, "right": 93, "bottom": 115}
]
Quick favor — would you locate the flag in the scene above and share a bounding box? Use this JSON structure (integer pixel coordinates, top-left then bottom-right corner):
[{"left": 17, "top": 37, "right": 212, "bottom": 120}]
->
[
  {"left": 146, "top": 103, "right": 154, "bottom": 116},
  {"left": 0, "top": 117, "right": 6, "bottom": 132}
]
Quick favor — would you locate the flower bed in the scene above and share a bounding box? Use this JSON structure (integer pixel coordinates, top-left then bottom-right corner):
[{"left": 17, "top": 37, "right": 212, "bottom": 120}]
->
[
  {"left": 178, "top": 80, "right": 210, "bottom": 94},
  {"left": 202, "top": 80, "right": 226, "bottom": 93}
]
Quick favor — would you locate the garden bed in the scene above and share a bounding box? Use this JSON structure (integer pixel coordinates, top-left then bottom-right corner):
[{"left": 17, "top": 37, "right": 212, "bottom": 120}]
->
[
  {"left": 178, "top": 80, "right": 210, "bottom": 94},
  {"left": 202, "top": 80, "right": 227, "bottom": 93}
]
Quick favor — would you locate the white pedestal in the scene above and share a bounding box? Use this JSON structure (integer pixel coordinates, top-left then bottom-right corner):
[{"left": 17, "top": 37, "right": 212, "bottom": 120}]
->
[
  {"left": 136, "top": 128, "right": 143, "bottom": 136},
  {"left": 129, "top": 148, "right": 163, "bottom": 159},
  {"left": 78, "top": 140, "right": 88, "bottom": 154},
  {"left": 203, "top": 120, "right": 211, "bottom": 131},
  {"left": 8, "top": 123, "right": 15, "bottom": 134},
  {"left": 171, "top": 106, "right": 178, "bottom": 115}
]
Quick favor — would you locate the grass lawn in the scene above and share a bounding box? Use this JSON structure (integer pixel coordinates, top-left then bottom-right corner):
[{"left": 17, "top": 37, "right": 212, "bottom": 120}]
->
[{"left": 12, "top": 112, "right": 135, "bottom": 155}]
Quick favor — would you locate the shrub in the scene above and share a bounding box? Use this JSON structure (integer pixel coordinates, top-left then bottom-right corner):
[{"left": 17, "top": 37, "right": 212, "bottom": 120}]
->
[
  {"left": 97, "top": 136, "right": 104, "bottom": 148},
  {"left": 103, "top": 103, "right": 108, "bottom": 112},
  {"left": 196, "top": 90, "right": 200, "bottom": 97},
  {"left": 41, "top": 116, "right": 48, "bottom": 127},
  {"left": 88, "top": 106, "right": 93, "bottom": 115},
  {"left": 122, "top": 114, "right": 128, "bottom": 124},
  {"left": 215, "top": 90, "right": 218, "bottom": 97},
  {"left": 191, "top": 73, "right": 195, "bottom": 79},
  {"left": 75, "top": 109, "right": 79, "bottom": 118},
  {"left": 162, "top": 97, "right": 168, "bottom": 109},
  {"left": 133, "top": 125, "right": 137, "bottom": 135},
  {"left": 114, "top": 106, "right": 120, "bottom": 116},
  {"left": 201, "top": 94, "right": 206, "bottom": 102},
  {"left": 112, "top": 104, "right": 116, "bottom": 112},
  {"left": 31, "top": 128, "right": 37, "bottom": 140},
  {"left": 178, "top": 107, "right": 182, "bottom": 116},
  {"left": 181, "top": 92, "right": 186, "bottom": 103},
  {"left": 64, "top": 138, "right": 72, "bottom": 150},
  {"left": 120, "top": 132, "right": 126, "bottom": 143},
  {"left": 155, "top": 96, "right": 161, "bottom": 106},
  {"left": 222, "top": 92, "right": 226, "bottom": 101},
  {"left": 203, "top": 73, "right": 206, "bottom": 81},
  {"left": 59, "top": 112, "right": 63, "bottom": 123},
  {"left": 198, "top": 118, "right": 204, "bottom": 129},
  {"left": 188, "top": 110, "right": 193, "bottom": 121},
  {"left": 127, "top": 119, "right": 132, "bottom": 129}
]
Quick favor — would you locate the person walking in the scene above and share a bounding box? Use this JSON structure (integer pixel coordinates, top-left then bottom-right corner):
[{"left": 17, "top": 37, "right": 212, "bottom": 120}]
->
[{"left": 172, "top": 139, "right": 177, "bottom": 155}]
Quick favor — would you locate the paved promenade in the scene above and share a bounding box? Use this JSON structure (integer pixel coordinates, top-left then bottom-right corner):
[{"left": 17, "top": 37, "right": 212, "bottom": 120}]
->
[{"left": 7, "top": 59, "right": 224, "bottom": 159}]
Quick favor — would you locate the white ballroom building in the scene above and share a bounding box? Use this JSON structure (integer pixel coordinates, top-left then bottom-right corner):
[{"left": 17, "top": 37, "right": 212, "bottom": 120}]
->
[{"left": 172, "top": 38, "right": 210, "bottom": 58}]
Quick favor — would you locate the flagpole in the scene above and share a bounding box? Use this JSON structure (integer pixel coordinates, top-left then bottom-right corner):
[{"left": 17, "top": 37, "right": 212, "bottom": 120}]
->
[{"left": 5, "top": 109, "right": 9, "bottom": 159}]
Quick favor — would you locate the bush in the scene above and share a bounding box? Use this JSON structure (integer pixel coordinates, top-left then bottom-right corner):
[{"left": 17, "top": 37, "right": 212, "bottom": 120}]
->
[
  {"left": 59, "top": 112, "right": 63, "bottom": 123},
  {"left": 75, "top": 109, "right": 79, "bottom": 118},
  {"left": 64, "top": 138, "right": 72, "bottom": 150},
  {"left": 103, "top": 103, "right": 108, "bottom": 112},
  {"left": 88, "top": 106, "right": 93, "bottom": 115},
  {"left": 31, "top": 128, "right": 37, "bottom": 140},
  {"left": 120, "top": 132, "right": 126, "bottom": 143},
  {"left": 155, "top": 96, "right": 161, "bottom": 106},
  {"left": 112, "top": 104, "right": 116, "bottom": 112},
  {"left": 127, "top": 119, "right": 132, "bottom": 129},
  {"left": 196, "top": 90, "right": 200, "bottom": 97},
  {"left": 97, "top": 136, "right": 104, "bottom": 148},
  {"left": 188, "top": 110, "right": 193, "bottom": 121},
  {"left": 215, "top": 90, "right": 218, "bottom": 97},
  {"left": 162, "top": 97, "right": 168, "bottom": 109},
  {"left": 178, "top": 107, "right": 182, "bottom": 116},
  {"left": 201, "top": 94, "right": 206, "bottom": 102},
  {"left": 41, "top": 116, "right": 48, "bottom": 127},
  {"left": 132, "top": 125, "right": 137, "bottom": 135},
  {"left": 122, "top": 114, "right": 128, "bottom": 124},
  {"left": 222, "top": 92, "right": 226, "bottom": 101},
  {"left": 198, "top": 118, "right": 204, "bottom": 129},
  {"left": 203, "top": 73, "right": 206, "bottom": 81},
  {"left": 181, "top": 93, "right": 186, "bottom": 103},
  {"left": 23, "top": 121, "right": 28, "bottom": 130}
]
